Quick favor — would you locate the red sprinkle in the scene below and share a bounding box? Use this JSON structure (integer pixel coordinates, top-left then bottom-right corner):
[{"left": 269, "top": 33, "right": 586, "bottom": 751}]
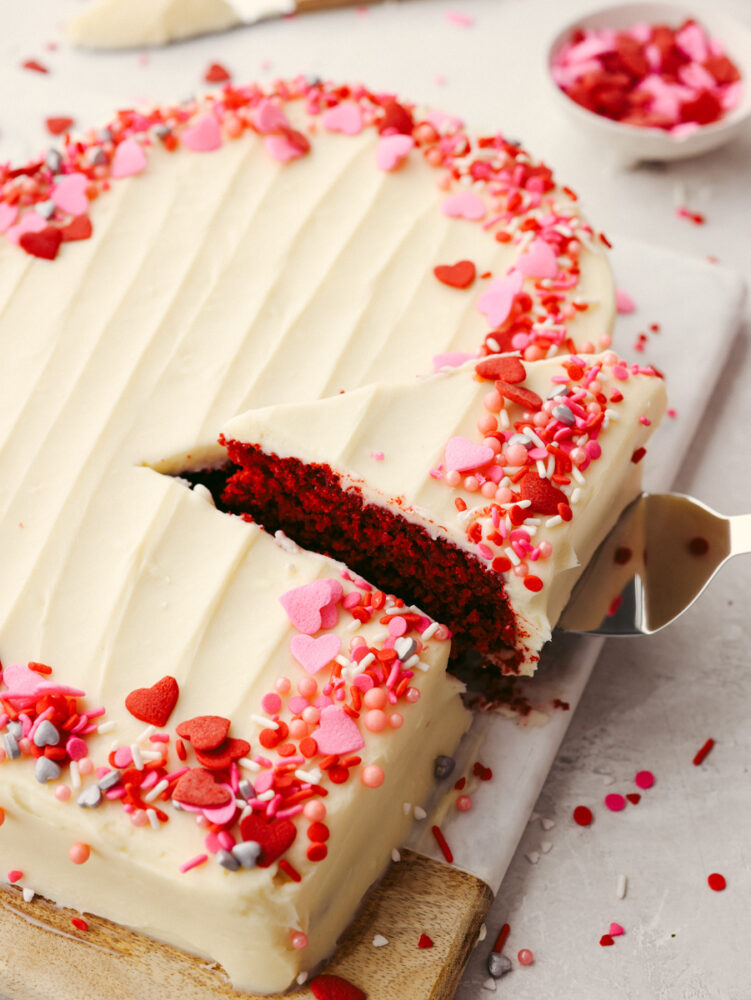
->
[
  {"left": 278, "top": 859, "right": 301, "bottom": 883},
  {"left": 599, "top": 934, "right": 615, "bottom": 947},
  {"left": 71, "top": 917, "right": 89, "bottom": 932},
  {"left": 7, "top": 870, "right": 23, "bottom": 883},
  {"left": 22, "top": 59, "right": 49, "bottom": 74},
  {"left": 707, "top": 873, "right": 726, "bottom": 892},
  {"left": 45, "top": 116, "right": 74, "bottom": 136},
  {"left": 573, "top": 805, "right": 593, "bottom": 826},
  {"left": 204, "top": 62, "right": 231, "bottom": 84},
  {"left": 493, "top": 922, "right": 510, "bottom": 953},
  {"left": 693, "top": 738, "right": 715, "bottom": 766},
  {"left": 431, "top": 824, "right": 453, "bottom": 864},
  {"left": 418, "top": 933, "right": 434, "bottom": 949}
]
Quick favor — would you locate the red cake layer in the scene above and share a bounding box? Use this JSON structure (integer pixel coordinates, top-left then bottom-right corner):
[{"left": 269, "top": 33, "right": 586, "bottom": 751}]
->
[{"left": 220, "top": 440, "right": 527, "bottom": 671}]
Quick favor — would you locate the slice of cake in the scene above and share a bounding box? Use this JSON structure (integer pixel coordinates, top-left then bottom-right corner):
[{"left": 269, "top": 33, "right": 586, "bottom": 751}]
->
[
  {"left": 67, "top": 0, "right": 245, "bottom": 49},
  {"left": 0, "top": 485, "right": 468, "bottom": 993},
  {"left": 219, "top": 354, "right": 667, "bottom": 673}
]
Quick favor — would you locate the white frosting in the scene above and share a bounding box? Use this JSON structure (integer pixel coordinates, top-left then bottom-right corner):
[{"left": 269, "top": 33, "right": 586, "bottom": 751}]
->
[
  {"left": 223, "top": 355, "right": 667, "bottom": 672},
  {"left": 67, "top": 0, "right": 244, "bottom": 48},
  {"left": 0, "top": 96, "right": 613, "bottom": 989}
]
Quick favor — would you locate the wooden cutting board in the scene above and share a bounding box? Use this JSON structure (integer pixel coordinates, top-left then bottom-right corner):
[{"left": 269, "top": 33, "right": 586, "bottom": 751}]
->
[{"left": 0, "top": 850, "right": 492, "bottom": 1000}]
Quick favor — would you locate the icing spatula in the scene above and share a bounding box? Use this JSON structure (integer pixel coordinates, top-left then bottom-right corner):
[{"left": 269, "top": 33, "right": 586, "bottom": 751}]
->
[{"left": 558, "top": 492, "right": 751, "bottom": 636}]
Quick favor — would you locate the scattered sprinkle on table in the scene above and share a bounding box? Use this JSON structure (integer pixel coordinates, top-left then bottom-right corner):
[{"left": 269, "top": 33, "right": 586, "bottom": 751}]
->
[
  {"left": 604, "top": 793, "right": 626, "bottom": 812},
  {"left": 517, "top": 948, "right": 534, "bottom": 966},
  {"left": 708, "top": 872, "right": 726, "bottom": 892},
  {"left": 634, "top": 770, "right": 655, "bottom": 789},
  {"left": 573, "top": 805, "right": 593, "bottom": 826},
  {"left": 693, "top": 737, "right": 715, "bottom": 765}
]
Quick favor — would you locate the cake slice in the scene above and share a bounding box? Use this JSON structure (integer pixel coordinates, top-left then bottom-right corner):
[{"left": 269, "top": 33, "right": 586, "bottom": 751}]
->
[
  {"left": 67, "top": 0, "right": 244, "bottom": 49},
  {"left": 0, "top": 483, "right": 468, "bottom": 994},
  {"left": 219, "top": 353, "right": 667, "bottom": 673}
]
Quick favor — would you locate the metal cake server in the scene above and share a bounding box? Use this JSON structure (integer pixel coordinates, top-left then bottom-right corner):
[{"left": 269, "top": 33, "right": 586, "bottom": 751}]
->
[{"left": 558, "top": 493, "right": 751, "bottom": 636}]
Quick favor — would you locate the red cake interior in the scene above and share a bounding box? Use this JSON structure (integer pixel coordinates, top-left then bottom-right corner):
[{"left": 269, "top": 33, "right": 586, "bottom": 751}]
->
[{"left": 218, "top": 440, "right": 527, "bottom": 671}]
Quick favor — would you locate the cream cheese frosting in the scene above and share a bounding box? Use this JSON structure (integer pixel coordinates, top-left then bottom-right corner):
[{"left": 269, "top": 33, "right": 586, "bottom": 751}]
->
[
  {"left": 222, "top": 354, "right": 667, "bottom": 673},
  {"left": 0, "top": 79, "right": 617, "bottom": 991},
  {"left": 67, "top": 0, "right": 251, "bottom": 49}
]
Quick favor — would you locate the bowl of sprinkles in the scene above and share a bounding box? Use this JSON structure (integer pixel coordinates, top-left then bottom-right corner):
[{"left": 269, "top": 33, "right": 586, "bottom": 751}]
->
[{"left": 547, "top": 2, "right": 751, "bottom": 163}]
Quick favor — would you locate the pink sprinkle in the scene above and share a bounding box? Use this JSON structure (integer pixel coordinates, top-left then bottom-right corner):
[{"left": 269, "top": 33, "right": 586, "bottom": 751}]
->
[
  {"left": 370, "top": 451, "right": 385, "bottom": 461},
  {"left": 276, "top": 805, "right": 304, "bottom": 820},
  {"left": 446, "top": 9, "right": 474, "bottom": 27},
  {"left": 635, "top": 770, "right": 655, "bottom": 789},
  {"left": 7, "top": 870, "right": 23, "bottom": 883},
  {"left": 609, "top": 922, "right": 625, "bottom": 937},
  {"left": 179, "top": 854, "right": 208, "bottom": 874},
  {"left": 388, "top": 616, "right": 408, "bottom": 637},
  {"left": 612, "top": 365, "right": 629, "bottom": 381},
  {"left": 639, "top": 416, "right": 651, "bottom": 426},
  {"left": 604, "top": 793, "right": 626, "bottom": 812},
  {"left": 261, "top": 692, "right": 282, "bottom": 715},
  {"left": 164, "top": 767, "right": 190, "bottom": 783},
  {"left": 615, "top": 288, "right": 636, "bottom": 314}
]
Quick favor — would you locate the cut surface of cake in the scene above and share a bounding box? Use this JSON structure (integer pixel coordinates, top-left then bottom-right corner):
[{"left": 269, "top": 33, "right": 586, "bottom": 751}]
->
[
  {"left": 0, "top": 77, "right": 617, "bottom": 991},
  {"left": 220, "top": 354, "right": 667, "bottom": 673}
]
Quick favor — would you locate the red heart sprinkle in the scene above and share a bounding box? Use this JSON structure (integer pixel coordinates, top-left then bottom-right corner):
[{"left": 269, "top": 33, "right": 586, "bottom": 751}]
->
[
  {"left": 60, "top": 215, "right": 93, "bottom": 243},
  {"left": 310, "top": 974, "right": 367, "bottom": 1000},
  {"left": 240, "top": 814, "right": 297, "bottom": 868},
  {"left": 204, "top": 62, "right": 231, "bottom": 84},
  {"left": 475, "top": 355, "right": 526, "bottom": 383},
  {"left": 19, "top": 226, "right": 62, "bottom": 261},
  {"left": 377, "top": 99, "right": 413, "bottom": 135},
  {"left": 519, "top": 471, "right": 567, "bottom": 515},
  {"left": 418, "top": 933, "right": 434, "bottom": 949},
  {"left": 433, "top": 260, "right": 476, "bottom": 289},
  {"left": 176, "top": 715, "right": 231, "bottom": 751},
  {"left": 124, "top": 675, "right": 179, "bottom": 727},
  {"left": 194, "top": 737, "right": 250, "bottom": 770},
  {"left": 45, "top": 116, "right": 74, "bottom": 136},
  {"left": 495, "top": 380, "right": 543, "bottom": 411},
  {"left": 172, "top": 768, "right": 231, "bottom": 809},
  {"left": 626, "top": 793, "right": 641, "bottom": 805},
  {"left": 599, "top": 934, "right": 615, "bottom": 947}
]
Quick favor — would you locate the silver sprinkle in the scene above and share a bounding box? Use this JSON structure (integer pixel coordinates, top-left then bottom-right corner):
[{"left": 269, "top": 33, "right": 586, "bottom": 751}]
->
[
  {"left": 97, "top": 769, "right": 122, "bottom": 790},
  {"left": 547, "top": 385, "right": 571, "bottom": 399},
  {"left": 33, "top": 720, "right": 60, "bottom": 748},
  {"left": 153, "top": 124, "right": 171, "bottom": 139},
  {"left": 238, "top": 779, "right": 254, "bottom": 801},
  {"left": 232, "top": 841, "right": 261, "bottom": 869},
  {"left": 394, "top": 637, "right": 417, "bottom": 662},
  {"left": 77, "top": 784, "right": 103, "bottom": 809},
  {"left": 507, "top": 433, "right": 533, "bottom": 449},
  {"left": 45, "top": 149, "right": 63, "bottom": 172},
  {"left": 7, "top": 721, "right": 23, "bottom": 740},
  {"left": 217, "top": 850, "right": 240, "bottom": 872},
  {"left": 91, "top": 149, "right": 109, "bottom": 166},
  {"left": 487, "top": 952, "right": 512, "bottom": 978},
  {"left": 552, "top": 404, "right": 575, "bottom": 426},
  {"left": 35, "top": 200, "right": 55, "bottom": 220},
  {"left": 35, "top": 757, "right": 61, "bottom": 783},
  {"left": 434, "top": 755, "right": 455, "bottom": 780},
  {"left": 3, "top": 734, "right": 20, "bottom": 760},
  {"left": 98, "top": 127, "right": 113, "bottom": 141}
]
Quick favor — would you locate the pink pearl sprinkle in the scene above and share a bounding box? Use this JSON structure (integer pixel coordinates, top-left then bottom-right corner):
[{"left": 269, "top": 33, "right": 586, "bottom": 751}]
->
[
  {"left": 477, "top": 414, "right": 496, "bottom": 434},
  {"left": 274, "top": 677, "right": 291, "bottom": 695},
  {"left": 406, "top": 687, "right": 421, "bottom": 703},
  {"left": 604, "top": 793, "right": 626, "bottom": 812},
  {"left": 362, "top": 765, "right": 384, "bottom": 788},
  {"left": 261, "top": 692, "right": 282, "bottom": 715},
  {"left": 464, "top": 476, "right": 479, "bottom": 492},
  {"left": 518, "top": 948, "right": 534, "bottom": 966},
  {"left": 55, "top": 785, "right": 71, "bottom": 802},
  {"left": 301, "top": 706, "right": 320, "bottom": 724},
  {"left": 481, "top": 482, "right": 497, "bottom": 498},
  {"left": 484, "top": 390, "right": 502, "bottom": 413},
  {"left": 303, "top": 800, "right": 326, "bottom": 821},
  {"left": 364, "top": 709, "right": 387, "bottom": 732},
  {"left": 78, "top": 758, "right": 94, "bottom": 776},
  {"left": 456, "top": 795, "right": 473, "bottom": 812},
  {"left": 288, "top": 720, "right": 307, "bottom": 740},
  {"left": 446, "top": 470, "right": 461, "bottom": 487},
  {"left": 364, "top": 687, "right": 387, "bottom": 709},
  {"left": 131, "top": 810, "right": 148, "bottom": 827},
  {"left": 635, "top": 770, "right": 654, "bottom": 789},
  {"left": 291, "top": 932, "right": 308, "bottom": 950},
  {"left": 389, "top": 713, "right": 404, "bottom": 729},
  {"left": 505, "top": 443, "right": 529, "bottom": 466},
  {"left": 297, "top": 677, "right": 317, "bottom": 698},
  {"left": 68, "top": 843, "right": 90, "bottom": 865}
]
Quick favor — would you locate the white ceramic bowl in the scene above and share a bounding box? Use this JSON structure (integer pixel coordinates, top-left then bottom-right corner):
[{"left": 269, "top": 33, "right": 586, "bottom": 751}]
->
[{"left": 546, "top": 1, "right": 751, "bottom": 164}]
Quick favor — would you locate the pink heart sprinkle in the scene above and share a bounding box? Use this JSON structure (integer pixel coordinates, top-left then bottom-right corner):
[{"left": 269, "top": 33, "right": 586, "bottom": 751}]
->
[
  {"left": 182, "top": 115, "right": 222, "bottom": 153},
  {"left": 201, "top": 785, "right": 237, "bottom": 825},
  {"left": 264, "top": 134, "right": 306, "bottom": 163},
  {"left": 322, "top": 101, "right": 364, "bottom": 136},
  {"left": 280, "top": 579, "right": 338, "bottom": 634},
  {"left": 376, "top": 134, "right": 414, "bottom": 172},
  {"left": 252, "top": 99, "right": 289, "bottom": 135},
  {"left": 476, "top": 271, "right": 523, "bottom": 328},
  {"left": 615, "top": 287, "right": 636, "bottom": 314},
  {"left": 516, "top": 237, "right": 558, "bottom": 279},
  {"left": 432, "top": 351, "right": 475, "bottom": 372},
  {"left": 319, "top": 599, "right": 340, "bottom": 630},
  {"left": 2, "top": 663, "right": 43, "bottom": 695},
  {"left": 445, "top": 436, "right": 495, "bottom": 473},
  {"left": 65, "top": 736, "right": 88, "bottom": 761},
  {"left": 290, "top": 633, "right": 342, "bottom": 675},
  {"left": 52, "top": 173, "right": 88, "bottom": 216},
  {"left": 314, "top": 705, "right": 365, "bottom": 756},
  {"left": 111, "top": 138, "right": 148, "bottom": 179},
  {"left": 0, "top": 203, "right": 18, "bottom": 233},
  {"left": 609, "top": 923, "right": 625, "bottom": 937},
  {"left": 6, "top": 212, "right": 46, "bottom": 246},
  {"left": 441, "top": 191, "right": 486, "bottom": 221}
]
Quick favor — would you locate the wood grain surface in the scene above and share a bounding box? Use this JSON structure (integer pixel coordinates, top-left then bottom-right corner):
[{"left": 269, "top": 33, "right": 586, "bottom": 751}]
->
[{"left": 0, "top": 850, "right": 493, "bottom": 1000}]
